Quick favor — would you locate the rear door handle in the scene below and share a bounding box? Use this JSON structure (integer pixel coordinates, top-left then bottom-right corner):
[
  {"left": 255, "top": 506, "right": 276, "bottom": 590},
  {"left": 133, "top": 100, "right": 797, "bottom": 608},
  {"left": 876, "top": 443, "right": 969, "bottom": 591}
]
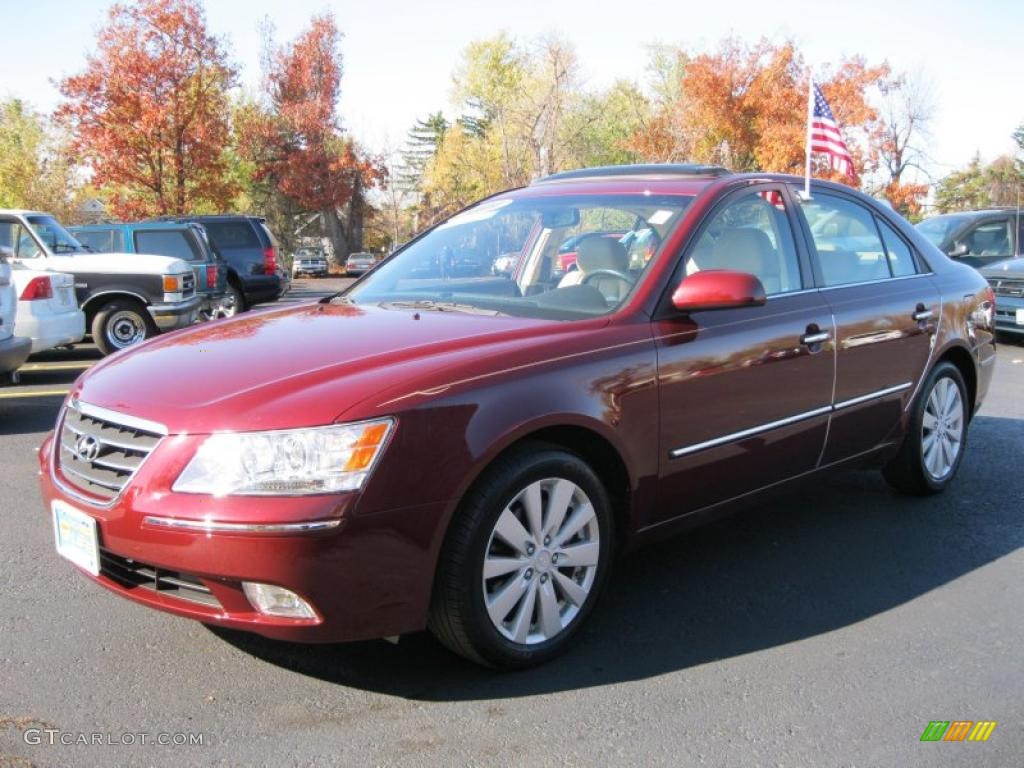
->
[{"left": 801, "top": 331, "right": 831, "bottom": 345}]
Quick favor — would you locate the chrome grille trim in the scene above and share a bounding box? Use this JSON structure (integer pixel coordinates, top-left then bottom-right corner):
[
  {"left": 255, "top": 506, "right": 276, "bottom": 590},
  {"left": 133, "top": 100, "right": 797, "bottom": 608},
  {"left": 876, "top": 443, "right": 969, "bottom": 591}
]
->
[
  {"left": 53, "top": 399, "right": 165, "bottom": 506},
  {"left": 988, "top": 277, "right": 1024, "bottom": 297}
]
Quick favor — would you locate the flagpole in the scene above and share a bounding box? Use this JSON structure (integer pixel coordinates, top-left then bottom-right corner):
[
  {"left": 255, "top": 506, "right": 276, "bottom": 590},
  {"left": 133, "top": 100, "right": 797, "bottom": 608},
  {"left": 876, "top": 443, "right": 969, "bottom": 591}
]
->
[{"left": 803, "top": 75, "right": 814, "bottom": 199}]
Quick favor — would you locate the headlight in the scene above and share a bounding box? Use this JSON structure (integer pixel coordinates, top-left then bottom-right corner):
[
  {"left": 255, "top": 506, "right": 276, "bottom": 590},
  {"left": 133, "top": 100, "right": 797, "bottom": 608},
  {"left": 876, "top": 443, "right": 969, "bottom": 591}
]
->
[{"left": 172, "top": 419, "right": 394, "bottom": 496}]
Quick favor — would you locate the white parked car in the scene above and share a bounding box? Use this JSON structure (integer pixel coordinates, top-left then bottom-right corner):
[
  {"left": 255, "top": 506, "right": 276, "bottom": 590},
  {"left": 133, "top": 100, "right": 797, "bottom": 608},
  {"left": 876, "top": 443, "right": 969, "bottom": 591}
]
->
[
  {"left": 11, "top": 265, "right": 86, "bottom": 354},
  {"left": 0, "top": 248, "right": 32, "bottom": 381}
]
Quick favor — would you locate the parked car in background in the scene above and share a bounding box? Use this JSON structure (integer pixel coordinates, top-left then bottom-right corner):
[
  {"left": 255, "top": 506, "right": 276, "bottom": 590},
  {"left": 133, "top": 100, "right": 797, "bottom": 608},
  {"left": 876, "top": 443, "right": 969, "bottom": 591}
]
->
[
  {"left": 0, "top": 211, "right": 198, "bottom": 355},
  {"left": 276, "top": 264, "right": 291, "bottom": 296},
  {"left": 292, "top": 248, "right": 328, "bottom": 278},
  {"left": 37, "top": 165, "right": 996, "bottom": 669},
  {"left": 11, "top": 264, "right": 85, "bottom": 353},
  {"left": 344, "top": 251, "right": 376, "bottom": 276},
  {"left": 554, "top": 231, "right": 627, "bottom": 274},
  {"left": 0, "top": 248, "right": 31, "bottom": 382},
  {"left": 71, "top": 222, "right": 227, "bottom": 321},
  {"left": 916, "top": 209, "right": 1022, "bottom": 269},
  {"left": 980, "top": 256, "right": 1024, "bottom": 339},
  {"left": 153, "top": 215, "right": 281, "bottom": 314}
]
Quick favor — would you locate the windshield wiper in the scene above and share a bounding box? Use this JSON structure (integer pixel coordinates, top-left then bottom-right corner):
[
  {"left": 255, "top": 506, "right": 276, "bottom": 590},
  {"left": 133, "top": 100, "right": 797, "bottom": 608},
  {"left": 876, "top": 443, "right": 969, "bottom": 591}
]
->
[{"left": 380, "top": 299, "right": 505, "bottom": 316}]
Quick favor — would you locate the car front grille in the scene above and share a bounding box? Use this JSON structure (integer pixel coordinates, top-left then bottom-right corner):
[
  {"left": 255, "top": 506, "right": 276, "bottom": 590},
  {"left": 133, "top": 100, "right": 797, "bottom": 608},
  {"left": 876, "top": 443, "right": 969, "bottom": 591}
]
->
[
  {"left": 182, "top": 272, "right": 195, "bottom": 296},
  {"left": 100, "top": 550, "right": 220, "bottom": 608},
  {"left": 988, "top": 277, "right": 1024, "bottom": 298},
  {"left": 57, "top": 401, "right": 165, "bottom": 502}
]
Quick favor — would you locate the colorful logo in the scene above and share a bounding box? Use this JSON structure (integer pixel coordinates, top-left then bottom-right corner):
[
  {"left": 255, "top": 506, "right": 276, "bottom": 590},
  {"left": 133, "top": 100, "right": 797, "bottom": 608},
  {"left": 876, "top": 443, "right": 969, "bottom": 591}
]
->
[{"left": 920, "top": 721, "right": 997, "bottom": 742}]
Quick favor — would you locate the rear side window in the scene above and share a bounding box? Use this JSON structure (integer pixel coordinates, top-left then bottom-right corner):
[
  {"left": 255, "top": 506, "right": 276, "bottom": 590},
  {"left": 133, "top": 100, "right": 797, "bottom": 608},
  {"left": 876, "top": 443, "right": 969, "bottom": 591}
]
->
[
  {"left": 134, "top": 230, "right": 201, "bottom": 261},
  {"left": 799, "top": 193, "right": 890, "bottom": 286},
  {"left": 74, "top": 228, "right": 123, "bottom": 253},
  {"left": 876, "top": 218, "right": 918, "bottom": 277},
  {"left": 203, "top": 221, "right": 260, "bottom": 249}
]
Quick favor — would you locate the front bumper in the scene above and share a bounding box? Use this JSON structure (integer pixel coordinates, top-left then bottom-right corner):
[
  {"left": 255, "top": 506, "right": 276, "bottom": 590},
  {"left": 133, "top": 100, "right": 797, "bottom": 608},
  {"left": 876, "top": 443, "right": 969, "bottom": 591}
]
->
[
  {"left": 37, "top": 430, "right": 449, "bottom": 643},
  {"left": 0, "top": 334, "right": 32, "bottom": 374},
  {"left": 993, "top": 295, "right": 1024, "bottom": 335},
  {"left": 148, "top": 295, "right": 201, "bottom": 331}
]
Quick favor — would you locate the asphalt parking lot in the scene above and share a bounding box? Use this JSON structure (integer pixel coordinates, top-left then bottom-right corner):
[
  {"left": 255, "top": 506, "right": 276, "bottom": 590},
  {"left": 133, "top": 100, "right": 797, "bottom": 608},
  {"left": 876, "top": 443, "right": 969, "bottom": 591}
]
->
[{"left": 1, "top": 286, "right": 1021, "bottom": 767}]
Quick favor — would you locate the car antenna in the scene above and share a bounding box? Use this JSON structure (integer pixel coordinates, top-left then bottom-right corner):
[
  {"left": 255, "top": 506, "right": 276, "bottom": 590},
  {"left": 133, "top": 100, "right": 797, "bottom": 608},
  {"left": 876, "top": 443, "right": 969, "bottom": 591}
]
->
[{"left": 1017, "top": 184, "right": 1022, "bottom": 257}]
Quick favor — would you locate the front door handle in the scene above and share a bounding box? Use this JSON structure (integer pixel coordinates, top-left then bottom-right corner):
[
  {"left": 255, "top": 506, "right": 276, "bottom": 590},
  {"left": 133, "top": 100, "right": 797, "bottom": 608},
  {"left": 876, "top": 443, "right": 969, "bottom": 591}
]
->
[{"left": 801, "top": 330, "right": 831, "bottom": 345}]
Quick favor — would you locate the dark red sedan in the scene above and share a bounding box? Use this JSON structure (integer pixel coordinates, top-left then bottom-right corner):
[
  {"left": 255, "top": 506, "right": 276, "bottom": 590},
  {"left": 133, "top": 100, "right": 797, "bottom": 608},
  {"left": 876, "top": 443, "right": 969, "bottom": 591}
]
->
[{"left": 40, "top": 165, "right": 997, "bottom": 668}]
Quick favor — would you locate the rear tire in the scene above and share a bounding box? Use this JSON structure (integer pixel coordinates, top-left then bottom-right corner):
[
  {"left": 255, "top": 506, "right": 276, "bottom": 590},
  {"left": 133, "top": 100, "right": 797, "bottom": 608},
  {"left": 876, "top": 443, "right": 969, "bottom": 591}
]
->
[
  {"left": 92, "top": 299, "right": 155, "bottom": 355},
  {"left": 429, "top": 442, "right": 613, "bottom": 669},
  {"left": 217, "top": 283, "right": 245, "bottom": 318},
  {"left": 882, "top": 361, "right": 969, "bottom": 495}
]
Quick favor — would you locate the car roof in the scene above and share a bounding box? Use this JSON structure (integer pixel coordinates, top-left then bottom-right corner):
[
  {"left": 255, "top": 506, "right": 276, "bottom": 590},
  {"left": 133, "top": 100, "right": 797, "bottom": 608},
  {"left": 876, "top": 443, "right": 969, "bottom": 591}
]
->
[{"left": 71, "top": 221, "right": 196, "bottom": 231}]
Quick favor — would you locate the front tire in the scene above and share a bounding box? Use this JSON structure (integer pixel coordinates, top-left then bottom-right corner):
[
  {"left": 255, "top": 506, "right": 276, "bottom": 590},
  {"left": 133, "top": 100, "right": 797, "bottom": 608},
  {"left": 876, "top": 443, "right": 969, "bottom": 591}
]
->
[
  {"left": 882, "top": 361, "right": 969, "bottom": 495},
  {"left": 429, "top": 443, "right": 613, "bottom": 669},
  {"left": 91, "top": 299, "right": 155, "bottom": 355}
]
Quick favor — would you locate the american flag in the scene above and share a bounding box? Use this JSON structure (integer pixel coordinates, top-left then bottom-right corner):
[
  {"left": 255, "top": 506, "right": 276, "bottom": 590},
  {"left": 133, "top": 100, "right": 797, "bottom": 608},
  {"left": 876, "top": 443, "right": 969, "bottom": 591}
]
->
[{"left": 810, "top": 83, "right": 855, "bottom": 178}]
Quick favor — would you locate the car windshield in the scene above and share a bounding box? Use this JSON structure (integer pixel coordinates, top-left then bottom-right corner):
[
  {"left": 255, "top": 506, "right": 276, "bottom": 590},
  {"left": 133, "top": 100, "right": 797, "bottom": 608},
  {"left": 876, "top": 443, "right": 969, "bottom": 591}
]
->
[
  {"left": 916, "top": 214, "right": 972, "bottom": 247},
  {"left": 342, "top": 193, "right": 693, "bottom": 320},
  {"left": 26, "top": 215, "right": 89, "bottom": 254}
]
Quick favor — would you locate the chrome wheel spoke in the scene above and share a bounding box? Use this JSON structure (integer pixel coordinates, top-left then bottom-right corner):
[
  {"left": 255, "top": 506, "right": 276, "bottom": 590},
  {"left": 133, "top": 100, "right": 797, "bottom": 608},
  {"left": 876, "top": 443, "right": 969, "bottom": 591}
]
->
[
  {"left": 484, "top": 556, "right": 528, "bottom": 579},
  {"left": 545, "top": 478, "right": 576, "bottom": 539},
  {"left": 922, "top": 410, "right": 938, "bottom": 431},
  {"left": 537, "top": 580, "right": 563, "bottom": 638},
  {"left": 509, "top": 581, "right": 538, "bottom": 644},
  {"left": 553, "top": 570, "right": 588, "bottom": 606},
  {"left": 493, "top": 508, "right": 532, "bottom": 556},
  {"left": 487, "top": 573, "right": 529, "bottom": 626},
  {"left": 557, "top": 541, "right": 599, "bottom": 568},
  {"left": 521, "top": 482, "right": 544, "bottom": 541},
  {"left": 553, "top": 502, "right": 595, "bottom": 548}
]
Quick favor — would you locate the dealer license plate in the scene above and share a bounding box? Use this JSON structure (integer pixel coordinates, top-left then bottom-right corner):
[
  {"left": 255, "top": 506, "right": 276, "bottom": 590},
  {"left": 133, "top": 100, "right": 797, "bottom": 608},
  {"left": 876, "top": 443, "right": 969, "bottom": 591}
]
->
[{"left": 52, "top": 500, "right": 100, "bottom": 576}]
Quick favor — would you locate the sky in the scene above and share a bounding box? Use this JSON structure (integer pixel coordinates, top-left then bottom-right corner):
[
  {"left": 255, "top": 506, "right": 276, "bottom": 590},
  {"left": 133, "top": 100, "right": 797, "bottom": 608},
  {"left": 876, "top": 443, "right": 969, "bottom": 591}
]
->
[{"left": 1, "top": 0, "right": 1020, "bottom": 181}]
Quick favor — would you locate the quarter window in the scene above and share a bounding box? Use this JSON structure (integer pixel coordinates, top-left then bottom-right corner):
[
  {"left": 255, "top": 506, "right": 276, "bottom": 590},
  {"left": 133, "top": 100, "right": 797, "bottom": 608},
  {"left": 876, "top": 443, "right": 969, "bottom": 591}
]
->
[
  {"left": 686, "top": 189, "right": 803, "bottom": 295},
  {"left": 799, "top": 193, "right": 890, "bottom": 286},
  {"left": 876, "top": 218, "right": 918, "bottom": 277}
]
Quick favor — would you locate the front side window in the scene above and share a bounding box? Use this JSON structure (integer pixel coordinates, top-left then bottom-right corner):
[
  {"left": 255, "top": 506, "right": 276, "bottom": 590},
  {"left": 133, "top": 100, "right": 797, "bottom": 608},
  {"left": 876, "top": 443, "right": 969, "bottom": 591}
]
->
[
  {"left": 686, "top": 189, "right": 803, "bottom": 296},
  {"left": 25, "top": 215, "right": 87, "bottom": 255},
  {"left": 799, "top": 193, "right": 891, "bottom": 286},
  {"left": 0, "top": 221, "right": 44, "bottom": 260},
  {"left": 343, "top": 193, "right": 693, "bottom": 320},
  {"left": 963, "top": 219, "right": 1011, "bottom": 258},
  {"left": 74, "top": 228, "right": 123, "bottom": 253},
  {"left": 134, "top": 230, "right": 201, "bottom": 261}
]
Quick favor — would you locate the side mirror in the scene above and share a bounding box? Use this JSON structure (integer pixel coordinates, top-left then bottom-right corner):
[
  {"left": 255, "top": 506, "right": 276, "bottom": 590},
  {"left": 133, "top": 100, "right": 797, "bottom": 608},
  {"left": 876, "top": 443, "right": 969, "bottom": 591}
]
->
[
  {"left": 947, "top": 242, "right": 969, "bottom": 258},
  {"left": 672, "top": 270, "right": 767, "bottom": 313},
  {"left": 0, "top": 246, "right": 12, "bottom": 264}
]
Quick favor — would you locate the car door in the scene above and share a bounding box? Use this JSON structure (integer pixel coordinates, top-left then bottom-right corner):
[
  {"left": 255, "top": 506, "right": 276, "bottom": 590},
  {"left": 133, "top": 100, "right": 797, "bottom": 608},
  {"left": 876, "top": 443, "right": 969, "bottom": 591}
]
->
[
  {"left": 793, "top": 188, "right": 940, "bottom": 463},
  {"left": 652, "top": 185, "right": 835, "bottom": 523}
]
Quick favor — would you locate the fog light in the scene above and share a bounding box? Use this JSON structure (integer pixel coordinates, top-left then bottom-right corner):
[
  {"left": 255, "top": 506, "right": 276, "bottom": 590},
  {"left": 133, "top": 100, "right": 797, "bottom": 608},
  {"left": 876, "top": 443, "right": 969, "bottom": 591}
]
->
[{"left": 242, "top": 582, "right": 317, "bottom": 619}]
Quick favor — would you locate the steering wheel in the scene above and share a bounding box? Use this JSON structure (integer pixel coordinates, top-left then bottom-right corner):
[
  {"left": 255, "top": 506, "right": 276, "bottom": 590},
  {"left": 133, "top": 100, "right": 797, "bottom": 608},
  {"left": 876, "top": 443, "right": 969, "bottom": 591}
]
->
[{"left": 581, "top": 269, "right": 636, "bottom": 287}]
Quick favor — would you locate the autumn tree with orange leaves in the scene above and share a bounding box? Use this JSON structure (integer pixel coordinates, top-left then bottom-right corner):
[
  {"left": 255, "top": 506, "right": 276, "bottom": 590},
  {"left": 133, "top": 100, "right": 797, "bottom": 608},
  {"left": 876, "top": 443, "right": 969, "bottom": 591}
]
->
[
  {"left": 629, "top": 39, "right": 890, "bottom": 183},
  {"left": 238, "top": 14, "right": 384, "bottom": 260},
  {"left": 57, "top": 0, "right": 237, "bottom": 219}
]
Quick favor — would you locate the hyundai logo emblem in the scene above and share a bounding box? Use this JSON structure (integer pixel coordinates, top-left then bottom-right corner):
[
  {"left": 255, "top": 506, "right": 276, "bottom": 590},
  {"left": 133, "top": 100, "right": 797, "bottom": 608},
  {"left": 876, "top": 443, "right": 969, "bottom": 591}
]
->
[{"left": 74, "top": 434, "right": 101, "bottom": 463}]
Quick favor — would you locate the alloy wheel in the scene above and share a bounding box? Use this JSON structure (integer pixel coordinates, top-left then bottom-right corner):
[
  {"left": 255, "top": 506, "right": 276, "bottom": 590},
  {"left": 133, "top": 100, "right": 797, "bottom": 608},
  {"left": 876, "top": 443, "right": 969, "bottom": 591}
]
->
[
  {"left": 921, "top": 376, "right": 964, "bottom": 481},
  {"left": 481, "top": 477, "right": 600, "bottom": 645}
]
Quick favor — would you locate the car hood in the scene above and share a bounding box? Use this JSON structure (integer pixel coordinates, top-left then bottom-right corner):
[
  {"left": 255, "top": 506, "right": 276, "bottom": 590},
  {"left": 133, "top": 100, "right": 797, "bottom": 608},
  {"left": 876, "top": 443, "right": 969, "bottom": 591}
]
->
[
  {"left": 44, "top": 252, "right": 192, "bottom": 276},
  {"left": 71, "top": 301, "right": 587, "bottom": 433},
  {"left": 979, "top": 256, "right": 1024, "bottom": 277}
]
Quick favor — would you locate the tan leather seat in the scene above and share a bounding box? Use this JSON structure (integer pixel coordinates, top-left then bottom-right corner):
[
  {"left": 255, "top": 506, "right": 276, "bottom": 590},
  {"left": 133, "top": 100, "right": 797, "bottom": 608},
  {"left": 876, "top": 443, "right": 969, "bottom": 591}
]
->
[
  {"left": 704, "top": 228, "right": 781, "bottom": 294},
  {"left": 558, "top": 237, "right": 632, "bottom": 301}
]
